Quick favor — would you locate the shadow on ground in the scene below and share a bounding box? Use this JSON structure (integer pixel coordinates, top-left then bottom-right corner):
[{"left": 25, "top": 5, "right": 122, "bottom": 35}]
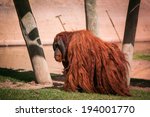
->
[
  {"left": 0, "top": 68, "right": 34, "bottom": 82},
  {"left": 0, "top": 68, "right": 65, "bottom": 81},
  {"left": 0, "top": 68, "right": 149, "bottom": 88}
]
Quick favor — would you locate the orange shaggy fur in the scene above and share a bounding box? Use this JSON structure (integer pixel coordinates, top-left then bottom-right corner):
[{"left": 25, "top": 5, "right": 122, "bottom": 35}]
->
[{"left": 54, "top": 30, "right": 130, "bottom": 96}]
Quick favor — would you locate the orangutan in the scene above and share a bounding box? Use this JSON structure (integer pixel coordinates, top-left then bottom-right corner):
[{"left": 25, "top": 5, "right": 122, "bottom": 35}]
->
[{"left": 53, "top": 30, "right": 130, "bottom": 96}]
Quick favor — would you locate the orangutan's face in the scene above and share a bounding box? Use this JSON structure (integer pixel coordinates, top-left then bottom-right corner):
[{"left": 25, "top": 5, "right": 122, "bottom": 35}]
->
[
  {"left": 53, "top": 46, "right": 62, "bottom": 62},
  {"left": 53, "top": 38, "right": 66, "bottom": 62}
]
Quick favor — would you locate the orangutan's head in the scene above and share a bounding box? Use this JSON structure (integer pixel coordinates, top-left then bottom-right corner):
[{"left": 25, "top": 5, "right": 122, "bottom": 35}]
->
[{"left": 53, "top": 31, "right": 73, "bottom": 62}]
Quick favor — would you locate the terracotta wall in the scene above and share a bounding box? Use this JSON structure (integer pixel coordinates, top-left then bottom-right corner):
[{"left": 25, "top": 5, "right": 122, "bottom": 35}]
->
[{"left": 0, "top": 0, "right": 150, "bottom": 46}]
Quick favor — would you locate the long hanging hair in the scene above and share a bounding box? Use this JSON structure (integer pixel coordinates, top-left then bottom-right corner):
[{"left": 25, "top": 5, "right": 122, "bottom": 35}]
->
[{"left": 54, "top": 30, "right": 130, "bottom": 96}]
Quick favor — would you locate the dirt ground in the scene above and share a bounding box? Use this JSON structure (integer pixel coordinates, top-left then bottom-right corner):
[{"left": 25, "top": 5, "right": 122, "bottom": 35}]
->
[
  {"left": 0, "top": 80, "right": 64, "bottom": 89},
  {"left": 0, "top": 77, "right": 149, "bottom": 92},
  {"left": 132, "top": 60, "right": 150, "bottom": 80}
]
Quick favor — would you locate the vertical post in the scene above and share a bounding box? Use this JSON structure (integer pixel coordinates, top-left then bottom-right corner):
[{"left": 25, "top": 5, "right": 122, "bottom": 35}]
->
[
  {"left": 84, "top": 0, "right": 98, "bottom": 36},
  {"left": 122, "top": 0, "right": 141, "bottom": 86},
  {"left": 13, "top": 0, "right": 53, "bottom": 86}
]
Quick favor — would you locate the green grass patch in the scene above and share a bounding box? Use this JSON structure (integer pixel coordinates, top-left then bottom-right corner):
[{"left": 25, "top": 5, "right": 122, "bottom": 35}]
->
[
  {"left": 0, "top": 88, "right": 149, "bottom": 100},
  {"left": 133, "top": 53, "right": 150, "bottom": 61},
  {"left": 0, "top": 68, "right": 150, "bottom": 100}
]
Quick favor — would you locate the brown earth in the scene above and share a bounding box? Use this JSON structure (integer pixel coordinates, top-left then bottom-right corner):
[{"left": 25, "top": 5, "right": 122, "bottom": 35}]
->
[
  {"left": 0, "top": 78, "right": 149, "bottom": 92},
  {"left": 132, "top": 60, "right": 150, "bottom": 80},
  {"left": 0, "top": 80, "right": 64, "bottom": 90}
]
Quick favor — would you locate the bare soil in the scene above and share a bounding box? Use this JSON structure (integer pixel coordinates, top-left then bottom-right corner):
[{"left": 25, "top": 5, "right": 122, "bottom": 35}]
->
[
  {"left": 132, "top": 60, "right": 150, "bottom": 80},
  {"left": 0, "top": 79, "right": 149, "bottom": 92},
  {"left": 0, "top": 80, "right": 53, "bottom": 90}
]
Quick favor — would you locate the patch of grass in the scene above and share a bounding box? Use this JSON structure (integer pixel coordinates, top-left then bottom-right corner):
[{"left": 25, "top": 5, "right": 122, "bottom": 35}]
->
[
  {"left": 0, "top": 88, "right": 149, "bottom": 100},
  {"left": 133, "top": 53, "right": 150, "bottom": 61}
]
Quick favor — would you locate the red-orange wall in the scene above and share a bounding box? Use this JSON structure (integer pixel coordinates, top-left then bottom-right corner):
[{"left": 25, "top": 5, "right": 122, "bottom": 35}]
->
[{"left": 0, "top": 0, "right": 150, "bottom": 46}]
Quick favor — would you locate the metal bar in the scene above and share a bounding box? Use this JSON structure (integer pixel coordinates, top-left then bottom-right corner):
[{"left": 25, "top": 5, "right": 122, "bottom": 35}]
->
[{"left": 106, "top": 10, "right": 121, "bottom": 42}]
